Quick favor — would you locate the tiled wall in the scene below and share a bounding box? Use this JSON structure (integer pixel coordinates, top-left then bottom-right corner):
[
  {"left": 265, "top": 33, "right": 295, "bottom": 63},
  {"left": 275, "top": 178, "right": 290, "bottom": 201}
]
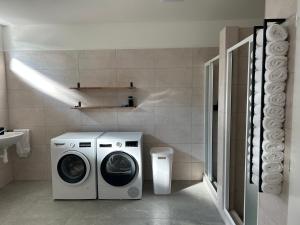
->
[
  {"left": 4, "top": 48, "right": 218, "bottom": 181},
  {"left": 0, "top": 34, "right": 13, "bottom": 188}
]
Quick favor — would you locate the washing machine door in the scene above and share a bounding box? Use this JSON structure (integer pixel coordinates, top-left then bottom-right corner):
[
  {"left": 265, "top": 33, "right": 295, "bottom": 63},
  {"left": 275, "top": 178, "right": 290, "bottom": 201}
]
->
[
  {"left": 101, "top": 151, "right": 137, "bottom": 187},
  {"left": 57, "top": 151, "right": 91, "bottom": 185}
]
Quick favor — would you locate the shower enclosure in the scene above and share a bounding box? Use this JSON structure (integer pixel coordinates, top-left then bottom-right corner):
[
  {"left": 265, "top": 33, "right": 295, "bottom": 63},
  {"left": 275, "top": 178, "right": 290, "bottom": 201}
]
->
[
  {"left": 204, "top": 56, "right": 219, "bottom": 194},
  {"left": 223, "top": 35, "right": 258, "bottom": 225}
]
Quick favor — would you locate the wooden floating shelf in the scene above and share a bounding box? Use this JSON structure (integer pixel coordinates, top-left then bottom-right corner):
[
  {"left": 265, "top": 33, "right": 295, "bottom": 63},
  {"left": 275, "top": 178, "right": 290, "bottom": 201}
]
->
[
  {"left": 71, "top": 106, "right": 137, "bottom": 110},
  {"left": 70, "top": 86, "right": 136, "bottom": 90}
]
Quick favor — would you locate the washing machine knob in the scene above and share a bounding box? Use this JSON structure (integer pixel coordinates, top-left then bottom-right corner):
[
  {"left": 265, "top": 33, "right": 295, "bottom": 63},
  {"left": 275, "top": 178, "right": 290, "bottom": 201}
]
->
[
  {"left": 116, "top": 142, "right": 122, "bottom": 147},
  {"left": 69, "top": 143, "right": 75, "bottom": 148}
]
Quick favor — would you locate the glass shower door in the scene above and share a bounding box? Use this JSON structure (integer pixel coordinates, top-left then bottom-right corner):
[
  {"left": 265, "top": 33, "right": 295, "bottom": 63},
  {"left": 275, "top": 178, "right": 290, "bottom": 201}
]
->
[
  {"left": 204, "top": 56, "right": 219, "bottom": 191},
  {"left": 224, "top": 36, "right": 258, "bottom": 225}
]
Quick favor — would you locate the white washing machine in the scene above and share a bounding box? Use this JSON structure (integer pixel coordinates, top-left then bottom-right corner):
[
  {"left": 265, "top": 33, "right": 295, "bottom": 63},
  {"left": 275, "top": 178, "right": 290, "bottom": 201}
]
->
[
  {"left": 51, "top": 132, "right": 103, "bottom": 199},
  {"left": 97, "top": 132, "right": 143, "bottom": 199}
]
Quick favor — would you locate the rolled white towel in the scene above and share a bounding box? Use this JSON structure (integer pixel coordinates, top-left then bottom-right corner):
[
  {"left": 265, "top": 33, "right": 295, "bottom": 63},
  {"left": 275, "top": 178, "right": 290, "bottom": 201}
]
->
[
  {"left": 254, "top": 105, "right": 261, "bottom": 114},
  {"left": 262, "top": 140, "right": 285, "bottom": 152},
  {"left": 265, "top": 93, "right": 286, "bottom": 107},
  {"left": 253, "top": 146, "right": 260, "bottom": 156},
  {"left": 263, "top": 105, "right": 285, "bottom": 120},
  {"left": 265, "top": 67, "right": 288, "bottom": 82},
  {"left": 252, "top": 174, "right": 260, "bottom": 185},
  {"left": 263, "top": 128, "right": 284, "bottom": 142},
  {"left": 262, "top": 172, "right": 283, "bottom": 184},
  {"left": 263, "top": 116, "right": 284, "bottom": 129},
  {"left": 262, "top": 182, "right": 282, "bottom": 194},
  {"left": 263, "top": 162, "right": 283, "bottom": 173},
  {"left": 254, "top": 93, "right": 262, "bottom": 104},
  {"left": 252, "top": 152, "right": 260, "bottom": 165},
  {"left": 253, "top": 165, "right": 260, "bottom": 175},
  {"left": 262, "top": 151, "right": 284, "bottom": 163},
  {"left": 265, "top": 56, "right": 287, "bottom": 71},
  {"left": 253, "top": 136, "right": 261, "bottom": 147},
  {"left": 253, "top": 127, "right": 261, "bottom": 136},
  {"left": 266, "top": 23, "right": 288, "bottom": 42},
  {"left": 255, "top": 71, "right": 262, "bottom": 82},
  {"left": 255, "top": 46, "right": 264, "bottom": 59},
  {"left": 253, "top": 115, "right": 261, "bottom": 127},
  {"left": 266, "top": 41, "right": 289, "bottom": 56},
  {"left": 256, "top": 59, "right": 263, "bottom": 71},
  {"left": 265, "top": 81, "right": 286, "bottom": 94},
  {"left": 255, "top": 82, "right": 262, "bottom": 94},
  {"left": 247, "top": 146, "right": 251, "bottom": 154},
  {"left": 256, "top": 29, "right": 264, "bottom": 46}
]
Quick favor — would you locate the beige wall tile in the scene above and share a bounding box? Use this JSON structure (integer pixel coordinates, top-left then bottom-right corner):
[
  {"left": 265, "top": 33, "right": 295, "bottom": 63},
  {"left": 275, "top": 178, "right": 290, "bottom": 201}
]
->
[
  {"left": 154, "top": 106, "right": 191, "bottom": 127},
  {"left": 79, "top": 69, "right": 117, "bottom": 87},
  {"left": 191, "top": 125, "right": 205, "bottom": 144},
  {"left": 117, "top": 69, "right": 155, "bottom": 87},
  {"left": 44, "top": 107, "right": 81, "bottom": 129},
  {"left": 9, "top": 108, "right": 45, "bottom": 128},
  {"left": 80, "top": 110, "right": 118, "bottom": 129},
  {"left": 191, "top": 144, "right": 205, "bottom": 162},
  {"left": 8, "top": 90, "right": 45, "bottom": 109},
  {"left": 192, "top": 106, "right": 204, "bottom": 126},
  {"left": 265, "top": 0, "right": 297, "bottom": 18},
  {"left": 7, "top": 51, "right": 78, "bottom": 70},
  {"left": 192, "top": 66, "right": 204, "bottom": 88},
  {"left": 191, "top": 162, "right": 204, "bottom": 180},
  {"left": 154, "top": 48, "right": 193, "bottom": 68},
  {"left": 154, "top": 87, "right": 192, "bottom": 107},
  {"left": 116, "top": 49, "right": 155, "bottom": 68},
  {"left": 192, "top": 47, "right": 219, "bottom": 66},
  {"left": 155, "top": 68, "right": 192, "bottom": 87},
  {"left": 78, "top": 50, "right": 116, "bottom": 69},
  {"left": 12, "top": 146, "right": 51, "bottom": 180},
  {"left": 172, "top": 162, "right": 192, "bottom": 180}
]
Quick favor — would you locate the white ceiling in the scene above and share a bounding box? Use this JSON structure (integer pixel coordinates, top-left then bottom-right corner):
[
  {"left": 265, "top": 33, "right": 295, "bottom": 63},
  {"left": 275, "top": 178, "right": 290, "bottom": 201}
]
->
[{"left": 0, "top": 0, "right": 264, "bottom": 25}]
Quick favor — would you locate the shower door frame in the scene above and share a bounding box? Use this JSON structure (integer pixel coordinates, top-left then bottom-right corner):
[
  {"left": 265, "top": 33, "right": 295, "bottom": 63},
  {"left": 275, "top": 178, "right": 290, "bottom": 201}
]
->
[
  {"left": 223, "top": 35, "right": 254, "bottom": 225},
  {"left": 204, "top": 55, "right": 220, "bottom": 199}
]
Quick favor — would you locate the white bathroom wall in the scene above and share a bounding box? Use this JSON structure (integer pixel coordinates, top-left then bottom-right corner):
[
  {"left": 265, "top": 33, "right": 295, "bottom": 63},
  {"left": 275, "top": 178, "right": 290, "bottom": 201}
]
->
[
  {"left": 2, "top": 19, "right": 261, "bottom": 51},
  {"left": 0, "top": 26, "right": 13, "bottom": 188}
]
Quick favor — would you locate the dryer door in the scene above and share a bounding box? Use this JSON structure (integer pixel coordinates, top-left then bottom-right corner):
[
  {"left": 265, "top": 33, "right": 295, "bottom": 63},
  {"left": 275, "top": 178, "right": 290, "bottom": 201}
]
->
[
  {"left": 57, "top": 151, "right": 91, "bottom": 185},
  {"left": 101, "top": 151, "right": 137, "bottom": 187}
]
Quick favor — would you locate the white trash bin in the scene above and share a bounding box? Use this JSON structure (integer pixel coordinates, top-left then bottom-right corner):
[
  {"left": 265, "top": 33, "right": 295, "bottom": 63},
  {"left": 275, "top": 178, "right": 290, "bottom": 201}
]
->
[{"left": 150, "top": 147, "right": 174, "bottom": 195}]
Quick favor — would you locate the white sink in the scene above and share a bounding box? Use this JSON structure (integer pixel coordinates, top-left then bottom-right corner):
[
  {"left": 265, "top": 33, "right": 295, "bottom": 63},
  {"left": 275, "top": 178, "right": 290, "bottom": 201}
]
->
[{"left": 0, "top": 132, "right": 24, "bottom": 163}]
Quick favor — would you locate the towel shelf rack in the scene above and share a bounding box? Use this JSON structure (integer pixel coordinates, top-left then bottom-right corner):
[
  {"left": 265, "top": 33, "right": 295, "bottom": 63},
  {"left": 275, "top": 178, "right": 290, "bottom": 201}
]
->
[{"left": 249, "top": 18, "right": 287, "bottom": 193}]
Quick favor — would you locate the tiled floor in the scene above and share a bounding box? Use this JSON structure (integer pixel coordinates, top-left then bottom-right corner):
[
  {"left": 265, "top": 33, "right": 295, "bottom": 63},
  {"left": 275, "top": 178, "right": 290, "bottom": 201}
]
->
[{"left": 0, "top": 181, "right": 224, "bottom": 225}]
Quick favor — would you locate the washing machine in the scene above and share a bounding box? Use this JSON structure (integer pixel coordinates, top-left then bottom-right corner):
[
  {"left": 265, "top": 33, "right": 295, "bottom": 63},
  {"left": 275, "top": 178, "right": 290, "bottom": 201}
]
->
[
  {"left": 51, "top": 132, "right": 103, "bottom": 199},
  {"left": 97, "top": 132, "right": 143, "bottom": 199}
]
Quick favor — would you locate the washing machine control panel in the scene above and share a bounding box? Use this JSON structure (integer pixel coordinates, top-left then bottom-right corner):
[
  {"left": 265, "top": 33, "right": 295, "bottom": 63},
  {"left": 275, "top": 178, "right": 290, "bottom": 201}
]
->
[
  {"left": 125, "top": 141, "right": 138, "bottom": 147},
  {"left": 69, "top": 143, "right": 76, "bottom": 148},
  {"left": 116, "top": 142, "right": 122, "bottom": 147}
]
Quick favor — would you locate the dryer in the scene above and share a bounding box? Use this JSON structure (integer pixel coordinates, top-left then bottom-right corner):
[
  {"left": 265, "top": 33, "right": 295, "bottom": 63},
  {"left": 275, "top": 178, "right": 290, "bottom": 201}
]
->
[
  {"left": 97, "top": 132, "right": 143, "bottom": 199},
  {"left": 51, "top": 132, "right": 103, "bottom": 199}
]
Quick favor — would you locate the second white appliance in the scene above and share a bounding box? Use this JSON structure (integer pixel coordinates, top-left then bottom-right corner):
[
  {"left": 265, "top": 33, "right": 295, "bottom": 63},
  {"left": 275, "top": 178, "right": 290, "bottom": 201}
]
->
[{"left": 97, "top": 132, "right": 143, "bottom": 199}]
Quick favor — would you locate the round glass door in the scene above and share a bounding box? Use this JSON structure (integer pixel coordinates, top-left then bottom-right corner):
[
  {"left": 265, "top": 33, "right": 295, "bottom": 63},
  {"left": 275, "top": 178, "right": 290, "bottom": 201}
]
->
[
  {"left": 57, "top": 152, "right": 90, "bottom": 184},
  {"left": 101, "top": 151, "right": 137, "bottom": 186}
]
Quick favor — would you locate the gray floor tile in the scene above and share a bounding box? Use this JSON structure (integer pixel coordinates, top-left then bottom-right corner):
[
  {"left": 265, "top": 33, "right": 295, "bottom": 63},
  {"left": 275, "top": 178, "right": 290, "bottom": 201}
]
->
[{"left": 0, "top": 181, "right": 224, "bottom": 225}]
